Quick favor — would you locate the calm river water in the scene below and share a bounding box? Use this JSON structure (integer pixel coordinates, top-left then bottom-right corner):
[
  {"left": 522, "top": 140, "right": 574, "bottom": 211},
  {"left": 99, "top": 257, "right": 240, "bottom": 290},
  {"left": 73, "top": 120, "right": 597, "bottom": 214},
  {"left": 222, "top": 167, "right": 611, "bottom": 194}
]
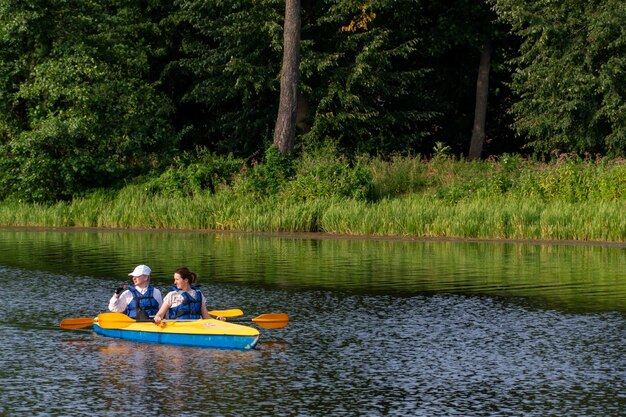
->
[{"left": 0, "top": 228, "right": 623, "bottom": 416}]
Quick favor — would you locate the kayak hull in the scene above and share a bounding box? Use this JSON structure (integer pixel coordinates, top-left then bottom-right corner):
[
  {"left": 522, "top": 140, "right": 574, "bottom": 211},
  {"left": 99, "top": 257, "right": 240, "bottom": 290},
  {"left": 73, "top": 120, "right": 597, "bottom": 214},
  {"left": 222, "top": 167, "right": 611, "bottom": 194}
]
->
[{"left": 93, "top": 318, "right": 260, "bottom": 350}]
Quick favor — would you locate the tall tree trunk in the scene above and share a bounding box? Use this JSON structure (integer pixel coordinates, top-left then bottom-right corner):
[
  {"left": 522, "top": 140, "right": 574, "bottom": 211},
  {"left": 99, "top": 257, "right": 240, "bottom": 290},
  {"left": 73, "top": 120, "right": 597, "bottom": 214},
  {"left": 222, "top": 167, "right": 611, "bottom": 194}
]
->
[
  {"left": 273, "top": 0, "right": 301, "bottom": 155},
  {"left": 468, "top": 39, "right": 492, "bottom": 160}
]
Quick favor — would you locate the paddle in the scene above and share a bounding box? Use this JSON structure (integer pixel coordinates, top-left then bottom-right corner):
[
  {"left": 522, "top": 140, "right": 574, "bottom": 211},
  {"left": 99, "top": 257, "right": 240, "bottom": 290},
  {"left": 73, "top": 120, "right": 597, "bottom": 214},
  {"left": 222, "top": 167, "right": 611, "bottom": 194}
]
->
[
  {"left": 94, "top": 312, "right": 289, "bottom": 329},
  {"left": 59, "top": 317, "right": 97, "bottom": 330},
  {"left": 160, "top": 313, "right": 289, "bottom": 329},
  {"left": 59, "top": 312, "right": 138, "bottom": 330},
  {"left": 60, "top": 308, "right": 245, "bottom": 330},
  {"left": 232, "top": 313, "right": 289, "bottom": 329},
  {"left": 96, "top": 312, "right": 137, "bottom": 329},
  {"left": 208, "top": 308, "right": 244, "bottom": 318},
  {"left": 99, "top": 312, "right": 290, "bottom": 329}
]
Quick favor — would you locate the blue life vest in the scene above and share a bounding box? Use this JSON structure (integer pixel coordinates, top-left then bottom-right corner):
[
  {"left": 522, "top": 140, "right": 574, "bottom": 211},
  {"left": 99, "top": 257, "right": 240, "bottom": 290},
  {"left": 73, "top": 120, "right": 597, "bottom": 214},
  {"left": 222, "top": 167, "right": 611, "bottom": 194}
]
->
[
  {"left": 125, "top": 284, "right": 160, "bottom": 319},
  {"left": 168, "top": 286, "right": 203, "bottom": 319}
]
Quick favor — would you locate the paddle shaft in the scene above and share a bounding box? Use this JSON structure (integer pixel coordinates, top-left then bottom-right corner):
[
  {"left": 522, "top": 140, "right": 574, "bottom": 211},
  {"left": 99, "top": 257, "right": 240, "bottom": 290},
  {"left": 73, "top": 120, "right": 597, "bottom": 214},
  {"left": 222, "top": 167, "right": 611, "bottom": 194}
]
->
[{"left": 60, "top": 309, "right": 245, "bottom": 330}]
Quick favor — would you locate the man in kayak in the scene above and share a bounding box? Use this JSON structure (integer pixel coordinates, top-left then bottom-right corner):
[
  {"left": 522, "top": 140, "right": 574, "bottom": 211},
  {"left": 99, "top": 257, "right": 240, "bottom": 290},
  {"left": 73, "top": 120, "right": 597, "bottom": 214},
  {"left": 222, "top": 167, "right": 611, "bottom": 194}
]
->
[
  {"left": 153, "top": 266, "right": 215, "bottom": 324},
  {"left": 108, "top": 264, "right": 163, "bottom": 321}
]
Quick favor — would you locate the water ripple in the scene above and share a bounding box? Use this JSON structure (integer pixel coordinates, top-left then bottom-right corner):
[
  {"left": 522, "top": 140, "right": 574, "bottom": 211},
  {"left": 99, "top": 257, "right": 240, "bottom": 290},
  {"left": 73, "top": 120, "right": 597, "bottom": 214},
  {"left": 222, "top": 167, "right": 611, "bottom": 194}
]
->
[{"left": 0, "top": 231, "right": 624, "bottom": 416}]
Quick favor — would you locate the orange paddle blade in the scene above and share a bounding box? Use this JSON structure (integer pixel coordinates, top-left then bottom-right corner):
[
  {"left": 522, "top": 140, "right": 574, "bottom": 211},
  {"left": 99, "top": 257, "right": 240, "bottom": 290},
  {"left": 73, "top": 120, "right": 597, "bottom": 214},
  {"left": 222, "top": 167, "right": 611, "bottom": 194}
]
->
[
  {"left": 208, "top": 309, "right": 244, "bottom": 318},
  {"left": 251, "top": 313, "right": 289, "bottom": 329},
  {"left": 96, "top": 312, "right": 137, "bottom": 329},
  {"left": 60, "top": 317, "right": 95, "bottom": 330}
]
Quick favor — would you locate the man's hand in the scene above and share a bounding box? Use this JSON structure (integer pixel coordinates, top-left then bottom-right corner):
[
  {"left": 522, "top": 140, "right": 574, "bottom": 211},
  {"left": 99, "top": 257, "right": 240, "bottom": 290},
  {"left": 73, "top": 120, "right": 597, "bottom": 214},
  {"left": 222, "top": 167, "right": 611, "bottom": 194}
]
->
[{"left": 115, "top": 285, "right": 128, "bottom": 295}]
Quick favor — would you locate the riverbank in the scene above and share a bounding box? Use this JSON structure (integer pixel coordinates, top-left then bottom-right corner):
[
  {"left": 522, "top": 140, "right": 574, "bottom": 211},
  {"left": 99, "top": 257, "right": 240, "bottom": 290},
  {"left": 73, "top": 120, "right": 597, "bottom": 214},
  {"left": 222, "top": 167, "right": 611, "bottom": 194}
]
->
[
  {"left": 1, "top": 152, "right": 625, "bottom": 243},
  {"left": 2, "top": 224, "right": 626, "bottom": 248}
]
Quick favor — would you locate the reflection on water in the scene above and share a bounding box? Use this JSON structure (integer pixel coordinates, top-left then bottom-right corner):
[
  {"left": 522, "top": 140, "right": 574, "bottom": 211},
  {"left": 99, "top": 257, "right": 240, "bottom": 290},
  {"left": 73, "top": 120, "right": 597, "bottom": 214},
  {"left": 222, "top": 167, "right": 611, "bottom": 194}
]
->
[
  {"left": 92, "top": 341, "right": 261, "bottom": 415},
  {"left": 0, "top": 229, "right": 623, "bottom": 416},
  {"left": 0, "top": 228, "right": 624, "bottom": 312}
]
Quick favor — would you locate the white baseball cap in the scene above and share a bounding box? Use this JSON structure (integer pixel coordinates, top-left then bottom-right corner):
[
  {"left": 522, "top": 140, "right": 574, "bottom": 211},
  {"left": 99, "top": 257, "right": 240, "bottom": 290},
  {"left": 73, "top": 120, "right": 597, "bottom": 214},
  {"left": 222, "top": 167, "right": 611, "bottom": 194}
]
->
[{"left": 128, "top": 264, "right": 151, "bottom": 277}]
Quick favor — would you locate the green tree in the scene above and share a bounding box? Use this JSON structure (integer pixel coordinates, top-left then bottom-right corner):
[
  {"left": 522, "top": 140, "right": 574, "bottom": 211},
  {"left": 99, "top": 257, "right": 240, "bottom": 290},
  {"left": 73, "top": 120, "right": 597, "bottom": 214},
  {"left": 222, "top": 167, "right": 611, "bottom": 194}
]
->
[
  {"left": 300, "top": 0, "right": 438, "bottom": 155},
  {"left": 0, "top": 0, "right": 174, "bottom": 202},
  {"left": 170, "top": 0, "right": 283, "bottom": 157},
  {"left": 299, "top": 0, "right": 516, "bottom": 157},
  {"left": 416, "top": 0, "right": 516, "bottom": 158},
  {"left": 166, "top": 0, "right": 518, "bottom": 159},
  {"left": 492, "top": 0, "right": 626, "bottom": 156}
]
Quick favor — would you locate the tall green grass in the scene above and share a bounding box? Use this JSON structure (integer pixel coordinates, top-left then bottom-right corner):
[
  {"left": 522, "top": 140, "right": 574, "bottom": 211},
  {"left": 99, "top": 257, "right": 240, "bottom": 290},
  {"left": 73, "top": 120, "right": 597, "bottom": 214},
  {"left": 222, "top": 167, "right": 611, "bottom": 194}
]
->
[{"left": 0, "top": 152, "right": 625, "bottom": 242}]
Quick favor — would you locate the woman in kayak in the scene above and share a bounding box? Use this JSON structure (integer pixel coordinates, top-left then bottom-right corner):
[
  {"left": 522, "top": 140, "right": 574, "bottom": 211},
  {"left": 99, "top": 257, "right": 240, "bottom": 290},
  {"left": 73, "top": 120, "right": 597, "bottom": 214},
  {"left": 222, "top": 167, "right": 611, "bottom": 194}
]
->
[
  {"left": 108, "top": 264, "right": 163, "bottom": 321},
  {"left": 153, "top": 266, "right": 213, "bottom": 324}
]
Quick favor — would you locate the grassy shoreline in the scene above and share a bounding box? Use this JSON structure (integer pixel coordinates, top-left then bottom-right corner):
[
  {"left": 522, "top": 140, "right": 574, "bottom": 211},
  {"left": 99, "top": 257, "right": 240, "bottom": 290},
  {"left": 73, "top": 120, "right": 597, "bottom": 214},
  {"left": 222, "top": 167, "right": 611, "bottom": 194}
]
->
[{"left": 1, "top": 153, "right": 625, "bottom": 243}]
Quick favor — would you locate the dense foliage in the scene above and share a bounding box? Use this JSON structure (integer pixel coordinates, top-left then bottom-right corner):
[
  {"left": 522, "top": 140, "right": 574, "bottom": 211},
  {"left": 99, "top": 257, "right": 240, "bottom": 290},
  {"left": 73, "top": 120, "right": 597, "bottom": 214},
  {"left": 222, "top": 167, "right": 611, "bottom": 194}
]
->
[
  {"left": 492, "top": 0, "right": 626, "bottom": 155},
  {"left": 0, "top": 0, "right": 624, "bottom": 203},
  {"left": 166, "top": 0, "right": 283, "bottom": 155},
  {"left": 0, "top": 0, "right": 174, "bottom": 202}
]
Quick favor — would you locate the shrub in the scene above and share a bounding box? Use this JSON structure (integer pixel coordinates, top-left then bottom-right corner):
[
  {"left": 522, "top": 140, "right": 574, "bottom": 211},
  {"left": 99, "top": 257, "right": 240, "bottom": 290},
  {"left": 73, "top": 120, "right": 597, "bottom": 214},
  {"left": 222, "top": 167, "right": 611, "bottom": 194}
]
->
[
  {"left": 283, "top": 156, "right": 372, "bottom": 202},
  {"left": 233, "top": 145, "right": 295, "bottom": 198},
  {"left": 368, "top": 155, "right": 428, "bottom": 200},
  {"left": 144, "top": 148, "right": 243, "bottom": 197}
]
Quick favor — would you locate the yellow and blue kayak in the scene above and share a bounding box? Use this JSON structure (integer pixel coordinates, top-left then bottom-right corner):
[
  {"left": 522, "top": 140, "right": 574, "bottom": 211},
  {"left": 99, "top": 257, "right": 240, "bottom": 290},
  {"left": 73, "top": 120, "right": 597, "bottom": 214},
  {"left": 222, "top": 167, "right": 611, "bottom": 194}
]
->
[{"left": 92, "top": 313, "right": 260, "bottom": 350}]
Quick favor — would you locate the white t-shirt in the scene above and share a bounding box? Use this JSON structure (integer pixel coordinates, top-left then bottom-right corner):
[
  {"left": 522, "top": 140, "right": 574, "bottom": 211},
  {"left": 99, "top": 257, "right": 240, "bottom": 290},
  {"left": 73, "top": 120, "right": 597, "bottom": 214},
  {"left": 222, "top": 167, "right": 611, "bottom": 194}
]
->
[
  {"left": 108, "top": 285, "right": 163, "bottom": 312},
  {"left": 162, "top": 289, "right": 207, "bottom": 309}
]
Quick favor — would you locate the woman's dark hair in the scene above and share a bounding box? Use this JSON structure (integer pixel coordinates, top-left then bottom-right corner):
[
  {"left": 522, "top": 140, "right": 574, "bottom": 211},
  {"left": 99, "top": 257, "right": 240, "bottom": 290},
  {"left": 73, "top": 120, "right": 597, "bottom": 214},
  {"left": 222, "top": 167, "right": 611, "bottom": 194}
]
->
[{"left": 175, "top": 266, "right": 198, "bottom": 284}]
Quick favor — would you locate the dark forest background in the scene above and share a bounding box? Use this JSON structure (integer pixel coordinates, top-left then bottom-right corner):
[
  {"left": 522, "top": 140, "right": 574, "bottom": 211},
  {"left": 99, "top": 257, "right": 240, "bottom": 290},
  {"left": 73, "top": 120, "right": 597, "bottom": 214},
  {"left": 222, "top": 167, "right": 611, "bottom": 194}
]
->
[{"left": 0, "top": 0, "right": 624, "bottom": 202}]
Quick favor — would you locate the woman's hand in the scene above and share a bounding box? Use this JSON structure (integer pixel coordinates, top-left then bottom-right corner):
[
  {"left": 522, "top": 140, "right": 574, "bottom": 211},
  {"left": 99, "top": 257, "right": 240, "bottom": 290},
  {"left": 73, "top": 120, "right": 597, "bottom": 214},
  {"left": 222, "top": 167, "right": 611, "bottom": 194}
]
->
[{"left": 153, "top": 314, "right": 162, "bottom": 324}]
